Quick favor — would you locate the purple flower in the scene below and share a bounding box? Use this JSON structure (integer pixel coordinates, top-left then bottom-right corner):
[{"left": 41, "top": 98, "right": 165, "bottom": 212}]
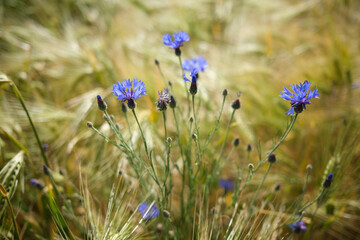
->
[
  {"left": 156, "top": 88, "right": 170, "bottom": 111},
  {"left": 163, "top": 30, "right": 190, "bottom": 49},
  {"left": 138, "top": 202, "right": 160, "bottom": 220},
  {"left": 280, "top": 80, "right": 320, "bottom": 115},
  {"left": 111, "top": 78, "right": 147, "bottom": 109},
  {"left": 218, "top": 179, "right": 235, "bottom": 192},
  {"left": 289, "top": 220, "right": 307, "bottom": 233},
  {"left": 183, "top": 57, "right": 208, "bottom": 72},
  {"left": 183, "top": 68, "right": 199, "bottom": 83}
]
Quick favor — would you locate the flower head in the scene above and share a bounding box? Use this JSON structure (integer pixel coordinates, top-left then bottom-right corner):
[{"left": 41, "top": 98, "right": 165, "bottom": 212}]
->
[
  {"left": 218, "top": 179, "right": 235, "bottom": 192},
  {"left": 183, "top": 56, "right": 208, "bottom": 73},
  {"left": 111, "top": 78, "right": 147, "bottom": 109},
  {"left": 156, "top": 88, "right": 170, "bottom": 111},
  {"left": 163, "top": 30, "right": 190, "bottom": 49},
  {"left": 138, "top": 202, "right": 160, "bottom": 220},
  {"left": 280, "top": 80, "right": 320, "bottom": 115},
  {"left": 289, "top": 220, "right": 307, "bottom": 233}
]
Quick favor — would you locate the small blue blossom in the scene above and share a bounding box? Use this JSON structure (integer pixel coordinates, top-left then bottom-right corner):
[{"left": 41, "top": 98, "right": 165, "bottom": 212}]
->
[
  {"left": 183, "top": 57, "right": 208, "bottom": 72},
  {"left": 280, "top": 80, "right": 320, "bottom": 115},
  {"left": 323, "top": 173, "right": 333, "bottom": 188},
  {"left": 138, "top": 202, "right": 160, "bottom": 220},
  {"left": 289, "top": 220, "right": 307, "bottom": 233},
  {"left": 163, "top": 30, "right": 190, "bottom": 49},
  {"left": 111, "top": 78, "right": 147, "bottom": 109},
  {"left": 218, "top": 179, "right": 235, "bottom": 192}
]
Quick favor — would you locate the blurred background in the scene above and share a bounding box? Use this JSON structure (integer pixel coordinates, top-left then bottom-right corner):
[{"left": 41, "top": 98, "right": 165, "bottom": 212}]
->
[{"left": 0, "top": 0, "right": 359, "bottom": 239}]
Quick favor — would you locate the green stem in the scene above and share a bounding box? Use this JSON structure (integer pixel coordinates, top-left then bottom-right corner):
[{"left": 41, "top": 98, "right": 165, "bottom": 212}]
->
[
  {"left": 131, "top": 109, "right": 149, "bottom": 159},
  {"left": 5, "top": 196, "right": 20, "bottom": 240},
  {"left": 249, "top": 163, "right": 272, "bottom": 214},
  {"left": 8, "top": 81, "right": 49, "bottom": 166},
  {"left": 162, "top": 111, "right": 167, "bottom": 142},
  {"left": 178, "top": 55, "right": 190, "bottom": 116}
]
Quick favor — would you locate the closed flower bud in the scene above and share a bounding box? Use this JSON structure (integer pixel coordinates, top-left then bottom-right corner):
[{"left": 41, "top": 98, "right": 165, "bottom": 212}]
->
[
  {"left": 155, "top": 59, "right": 160, "bottom": 65},
  {"left": 248, "top": 163, "right": 254, "bottom": 170},
  {"left": 268, "top": 153, "right": 277, "bottom": 163},
  {"left": 274, "top": 184, "right": 281, "bottom": 191},
  {"left": 168, "top": 81, "right": 173, "bottom": 87},
  {"left": 121, "top": 102, "right": 127, "bottom": 113},
  {"left": 86, "top": 121, "right": 93, "bottom": 128},
  {"left": 167, "top": 137, "right": 172, "bottom": 143},
  {"left": 29, "top": 179, "right": 44, "bottom": 190},
  {"left": 233, "top": 138, "right": 240, "bottom": 147},
  {"left": 43, "top": 165, "right": 50, "bottom": 175},
  {"left": 231, "top": 99, "right": 241, "bottom": 110},
  {"left": 189, "top": 81, "right": 197, "bottom": 95},
  {"left": 222, "top": 89, "right": 228, "bottom": 96},
  {"left": 97, "top": 95, "right": 107, "bottom": 111},
  {"left": 189, "top": 117, "right": 194, "bottom": 123},
  {"left": 246, "top": 144, "right": 252, "bottom": 152},
  {"left": 323, "top": 173, "right": 333, "bottom": 188},
  {"left": 169, "top": 96, "right": 177, "bottom": 108}
]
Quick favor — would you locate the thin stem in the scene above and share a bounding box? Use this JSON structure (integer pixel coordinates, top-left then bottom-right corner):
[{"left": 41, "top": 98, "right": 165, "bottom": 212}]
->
[
  {"left": 8, "top": 81, "right": 49, "bottom": 166},
  {"left": 5, "top": 196, "right": 20, "bottom": 240},
  {"left": 178, "top": 55, "right": 190, "bottom": 116},
  {"left": 124, "top": 111, "right": 134, "bottom": 148},
  {"left": 162, "top": 111, "right": 167, "bottom": 142},
  {"left": 131, "top": 109, "right": 149, "bottom": 159},
  {"left": 249, "top": 163, "right": 273, "bottom": 213},
  {"left": 216, "top": 109, "right": 236, "bottom": 163}
]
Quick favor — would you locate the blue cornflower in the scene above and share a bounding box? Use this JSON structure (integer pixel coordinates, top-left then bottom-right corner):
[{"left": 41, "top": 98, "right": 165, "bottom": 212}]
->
[
  {"left": 138, "top": 202, "right": 160, "bottom": 220},
  {"left": 289, "top": 220, "right": 307, "bottom": 233},
  {"left": 280, "top": 80, "right": 320, "bottom": 115},
  {"left": 163, "top": 30, "right": 190, "bottom": 49},
  {"left": 183, "top": 56, "right": 208, "bottom": 72},
  {"left": 218, "top": 179, "right": 235, "bottom": 192},
  {"left": 156, "top": 88, "right": 170, "bottom": 111},
  {"left": 111, "top": 78, "right": 147, "bottom": 109}
]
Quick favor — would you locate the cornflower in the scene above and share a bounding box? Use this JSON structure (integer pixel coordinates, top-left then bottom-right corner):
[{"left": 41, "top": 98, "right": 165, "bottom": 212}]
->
[
  {"left": 289, "top": 220, "right": 307, "bottom": 233},
  {"left": 182, "top": 56, "right": 208, "bottom": 73},
  {"left": 218, "top": 179, "right": 235, "bottom": 193},
  {"left": 280, "top": 80, "right": 320, "bottom": 115},
  {"left": 111, "top": 78, "right": 147, "bottom": 109},
  {"left": 163, "top": 30, "right": 190, "bottom": 56},
  {"left": 138, "top": 202, "right": 160, "bottom": 220}
]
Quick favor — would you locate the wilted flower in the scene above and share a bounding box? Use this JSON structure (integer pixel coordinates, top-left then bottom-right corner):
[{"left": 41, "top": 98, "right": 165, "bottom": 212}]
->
[
  {"left": 138, "top": 202, "right": 160, "bottom": 220},
  {"left": 289, "top": 220, "right": 307, "bottom": 233},
  {"left": 163, "top": 30, "right": 190, "bottom": 50},
  {"left": 280, "top": 80, "right": 320, "bottom": 115},
  {"left": 218, "top": 179, "right": 235, "bottom": 192},
  {"left": 111, "top": 78, "right": 147, "bottom": 109},
  {"left": 156, "top": 88, "right": 170, "bottom": 111},
  {"left": 182, "top": 56, "right": 208, "bottom": 73}
]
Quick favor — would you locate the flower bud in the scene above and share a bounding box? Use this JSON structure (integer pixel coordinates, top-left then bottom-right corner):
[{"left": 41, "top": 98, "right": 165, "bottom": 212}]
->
[
  {"left": 189, "top": 117, "right": 194, "bottom": 123},
  {"left": 121, "top": 102, "right": 127, "bottom": 113},
  {"left": 274, "top": 184, "right": 281, "bottom": 191},
  {"left": 323, "top": 173, "right": 333, "bottom": 188},
  {"left": 167, "top": 137, "right": 172, "bottom": 143},
  {"left": 246, "top": 144, "right": 252, "bottom": 152},
  {"left": 248, "top": 163, "right": 254, "bottom": 170},
  {"left": 268, "top": 153, "right": 277, "bottom": 163},
  {"left": 231, "top": 99, "right": 241, "bottom": 110},
  {"left": 192, "top": 133, "right": 197, "bottom": 140},
  {"left": 233, "top": 138, "right": 240, "bottom": 147},
  {"left": 222, "top": 89, "right": 228, "bottom": 96},
  {"left": 306, "top": 164, "right": 312, "bottom": 171},
  {"left": 97, "top": 95, "right": 107, "bottom": 111},
  {"left": 169, "top": 96, "right": 176, "bottom": 108},
  {"left": 86, "top": 121, "right": 93, "bottom": 128},
  {"left": 43, "top": 165, "right": 50, "bottom": 175},
  {"left": 155, "top": 59, "right": 160, "bottom": 65},
  {"left": 29, "top": 179, "right": 44, "bottom": 190}
]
